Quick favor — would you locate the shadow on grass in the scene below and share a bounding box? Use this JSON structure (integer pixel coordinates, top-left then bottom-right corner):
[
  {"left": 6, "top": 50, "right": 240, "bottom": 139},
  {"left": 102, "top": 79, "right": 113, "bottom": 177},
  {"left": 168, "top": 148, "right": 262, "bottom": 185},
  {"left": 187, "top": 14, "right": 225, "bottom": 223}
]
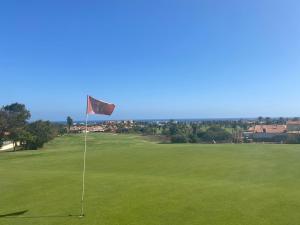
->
[
  {"left": 0, "top": 210, "right": 82, "bottom": 219},
  {"left": 0, "top": 210, "right": 29, "bottom": 217}
]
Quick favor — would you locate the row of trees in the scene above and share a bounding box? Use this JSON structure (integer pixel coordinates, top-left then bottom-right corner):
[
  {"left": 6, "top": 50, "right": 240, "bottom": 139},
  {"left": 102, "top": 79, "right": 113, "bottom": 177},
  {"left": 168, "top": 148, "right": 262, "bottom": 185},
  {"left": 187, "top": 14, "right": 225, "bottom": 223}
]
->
[
  {"left": 118, "top": 118, "right": 300, "bottom": 144},
  {"left": 0, "top": 103, "right": 66, "bottom": 150},
  {"left": 162, "top": 122, "right": 233, "bottom": 143},
  {"left": 117, "top": 121, "right": 234, "bottom": 143}
]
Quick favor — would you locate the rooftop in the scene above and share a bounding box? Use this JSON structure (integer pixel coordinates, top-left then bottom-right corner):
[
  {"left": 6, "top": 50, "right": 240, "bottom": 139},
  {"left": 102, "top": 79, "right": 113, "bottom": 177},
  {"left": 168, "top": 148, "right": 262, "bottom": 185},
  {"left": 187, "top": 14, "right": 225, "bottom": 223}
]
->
[
  {"left": 287, "top": 120, "right": 300, "bottom": 125},
  {"left": 249, "top": 125, "right": 287, "bottom": 134}
]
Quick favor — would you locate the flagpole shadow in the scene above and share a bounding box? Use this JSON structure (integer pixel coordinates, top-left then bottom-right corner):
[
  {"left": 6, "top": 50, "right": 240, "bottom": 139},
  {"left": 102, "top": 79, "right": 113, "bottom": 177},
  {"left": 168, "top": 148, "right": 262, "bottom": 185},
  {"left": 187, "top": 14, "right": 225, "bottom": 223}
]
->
[
  {"left": 0, "top": 210, "right": 29, "bottom": 218},
  {"left": 0, "top": 210, "right": 82, "bottom": 219}
]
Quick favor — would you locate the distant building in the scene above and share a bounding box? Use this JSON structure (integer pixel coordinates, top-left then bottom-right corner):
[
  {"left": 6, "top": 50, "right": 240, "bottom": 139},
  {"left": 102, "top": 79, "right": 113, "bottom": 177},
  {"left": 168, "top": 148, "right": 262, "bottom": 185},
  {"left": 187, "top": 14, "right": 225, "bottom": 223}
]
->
[
  {"left": 69, "top": 120, "right": 131, "bottom": 133},
  {"left": 247, "top": 125, "right": 287, "bottom": 139},
  {"left": 88, "top": 126, "right": 105, "bottom": 132},
  {"left": 70, "top": 126, "right": 85, "bottom": 133},
  {"left": 287, "top": 120, "right": 300, "bottom": 133}
]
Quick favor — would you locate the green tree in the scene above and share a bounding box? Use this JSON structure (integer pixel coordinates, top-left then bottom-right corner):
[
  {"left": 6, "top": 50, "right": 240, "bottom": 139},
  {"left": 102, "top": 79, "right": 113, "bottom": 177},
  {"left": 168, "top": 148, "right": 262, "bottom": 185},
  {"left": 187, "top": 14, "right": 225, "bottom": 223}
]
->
[
  {"left": 0, "top": 111, "right": 8, "bottom": 147},
  {"left": 18, "top": 129, "right": 35, "bottom": 148},
  {"left": 265, "top": 117, "right": 272, "bottom": 125},
  {"left": 200, "top": 126, "right": 232, "bottom": 143},
  {"left": 25, "top": 120, "right": 56, "bottom": 150},
  {"left": 191, "top": 124, "right": 198, "bottom": 136},
  {"left": 66, "top": 116, "right": 73, "bottom": 132},
  {"left": 2, "top": 103, "right": 31, "bottom": 150},
  {"left": 171, "top": 134, "right": 188, "bottom": 143},
  {"left": 258, "top": 116, "right": 264, "bottom": 124}
]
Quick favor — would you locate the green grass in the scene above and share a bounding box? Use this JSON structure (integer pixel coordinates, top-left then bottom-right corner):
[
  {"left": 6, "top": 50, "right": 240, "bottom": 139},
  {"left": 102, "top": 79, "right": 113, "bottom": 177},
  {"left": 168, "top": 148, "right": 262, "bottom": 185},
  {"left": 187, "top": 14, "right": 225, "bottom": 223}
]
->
[{"left": 1, "top": 133, "right": 300, "bottom": 225}]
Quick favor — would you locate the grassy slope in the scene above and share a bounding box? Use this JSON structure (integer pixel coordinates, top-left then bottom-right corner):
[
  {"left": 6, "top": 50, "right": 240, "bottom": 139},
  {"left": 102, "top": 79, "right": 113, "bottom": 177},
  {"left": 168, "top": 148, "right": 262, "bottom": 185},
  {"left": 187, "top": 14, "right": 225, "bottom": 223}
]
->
[{"left": 1, "top": 133, "right": 300, "bottom": 225}]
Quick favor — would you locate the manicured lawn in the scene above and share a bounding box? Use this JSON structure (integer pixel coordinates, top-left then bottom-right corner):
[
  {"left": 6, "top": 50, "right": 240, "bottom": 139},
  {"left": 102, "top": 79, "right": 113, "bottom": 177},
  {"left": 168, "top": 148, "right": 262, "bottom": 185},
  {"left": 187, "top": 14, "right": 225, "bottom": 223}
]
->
[{"left": 1, "top": 133, "right": 300, "bottom": 225}]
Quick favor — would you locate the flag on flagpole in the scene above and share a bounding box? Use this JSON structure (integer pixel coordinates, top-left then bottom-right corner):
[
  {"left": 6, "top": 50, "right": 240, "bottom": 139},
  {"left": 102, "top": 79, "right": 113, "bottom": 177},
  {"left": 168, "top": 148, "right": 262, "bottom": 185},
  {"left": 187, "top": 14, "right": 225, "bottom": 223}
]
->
[
  {"left": 87, "top": 95, "right": 116, "bottom": 115},
  {"left": 80, "top": 95, "right": 116, "bottom": 217}
]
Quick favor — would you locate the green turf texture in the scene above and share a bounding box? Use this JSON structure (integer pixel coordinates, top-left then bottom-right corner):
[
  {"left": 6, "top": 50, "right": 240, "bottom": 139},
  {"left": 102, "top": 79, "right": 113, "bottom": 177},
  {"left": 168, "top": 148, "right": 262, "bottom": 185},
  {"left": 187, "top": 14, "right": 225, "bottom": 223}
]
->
[{"left": 1, "top": 133, "right": 300, "bottom": 225}]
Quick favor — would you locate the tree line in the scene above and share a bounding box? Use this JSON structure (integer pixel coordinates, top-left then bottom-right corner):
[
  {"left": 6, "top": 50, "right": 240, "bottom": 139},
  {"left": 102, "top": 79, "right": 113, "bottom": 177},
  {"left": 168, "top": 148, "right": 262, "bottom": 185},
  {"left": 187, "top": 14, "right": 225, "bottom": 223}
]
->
[
  {"left": 116, "top": 121, "right": 234, "bottom": 143},
  {"left": 117, "top": 118, "right": 300, "bottom": 144},
  {"left": 0, "top": 103, "right": 66, "bottom": 150}
]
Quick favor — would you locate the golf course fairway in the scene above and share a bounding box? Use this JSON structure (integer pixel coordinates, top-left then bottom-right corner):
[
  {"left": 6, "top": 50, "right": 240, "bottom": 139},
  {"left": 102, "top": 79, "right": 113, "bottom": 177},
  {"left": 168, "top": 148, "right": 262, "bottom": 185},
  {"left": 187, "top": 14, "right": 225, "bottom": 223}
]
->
[{"left": 1, "top": 133, "right": 300, "bottom": 225}]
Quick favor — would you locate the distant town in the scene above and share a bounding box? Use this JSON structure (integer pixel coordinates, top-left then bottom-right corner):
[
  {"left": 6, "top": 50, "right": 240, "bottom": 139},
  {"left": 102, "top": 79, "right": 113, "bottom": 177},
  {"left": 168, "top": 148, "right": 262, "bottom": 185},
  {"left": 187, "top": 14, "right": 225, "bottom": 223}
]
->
[
  {"left": 2, "top": 102, "right": 300, "bottom": 152},
  {"left": 69, "top": 118, "right": 300, "bottom": 144},
  {"left": 2, "top": 104, "right": 300, "bottom": 153}
]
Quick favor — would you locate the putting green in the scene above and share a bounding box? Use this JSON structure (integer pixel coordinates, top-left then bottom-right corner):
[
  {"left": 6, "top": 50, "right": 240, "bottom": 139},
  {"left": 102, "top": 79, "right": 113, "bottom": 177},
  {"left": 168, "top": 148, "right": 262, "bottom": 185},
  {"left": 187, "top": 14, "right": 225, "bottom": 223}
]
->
[{"left": 1, "top": 133, "right": 300, "bottom": 225}]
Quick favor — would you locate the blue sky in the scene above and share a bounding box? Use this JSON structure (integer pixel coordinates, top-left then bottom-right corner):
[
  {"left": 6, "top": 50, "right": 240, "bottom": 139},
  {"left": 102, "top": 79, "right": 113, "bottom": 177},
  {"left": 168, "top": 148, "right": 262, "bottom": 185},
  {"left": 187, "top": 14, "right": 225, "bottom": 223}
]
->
[{"left": 1, "top": 0, "right": 300, "bottom": 121}]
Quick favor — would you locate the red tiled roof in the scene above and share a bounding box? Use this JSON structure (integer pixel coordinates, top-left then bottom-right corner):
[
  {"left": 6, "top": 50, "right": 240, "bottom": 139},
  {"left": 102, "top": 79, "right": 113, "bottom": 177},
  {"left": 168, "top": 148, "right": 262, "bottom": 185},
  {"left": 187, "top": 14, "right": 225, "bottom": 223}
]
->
[
  {"left": 249, "top": 125, "right": 287, "bottom": 134},
  {"left": 287, "top": 120, "right": 300, "bottom": 125}
]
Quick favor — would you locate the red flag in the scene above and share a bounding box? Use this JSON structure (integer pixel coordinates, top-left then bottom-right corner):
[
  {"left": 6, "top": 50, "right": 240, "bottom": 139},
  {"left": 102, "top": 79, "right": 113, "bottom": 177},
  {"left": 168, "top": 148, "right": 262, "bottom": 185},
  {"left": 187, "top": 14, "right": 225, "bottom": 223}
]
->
[{"left": 86, "top": 96, "right": 115, "bottom": 115}]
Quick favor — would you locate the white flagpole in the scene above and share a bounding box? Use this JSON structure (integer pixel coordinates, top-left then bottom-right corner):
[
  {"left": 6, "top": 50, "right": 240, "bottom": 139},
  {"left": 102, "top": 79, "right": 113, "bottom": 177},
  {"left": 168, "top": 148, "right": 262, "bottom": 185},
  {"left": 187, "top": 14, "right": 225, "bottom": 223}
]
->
[{"left": 80, "top": 104, "right": 89, "bottom": 217}]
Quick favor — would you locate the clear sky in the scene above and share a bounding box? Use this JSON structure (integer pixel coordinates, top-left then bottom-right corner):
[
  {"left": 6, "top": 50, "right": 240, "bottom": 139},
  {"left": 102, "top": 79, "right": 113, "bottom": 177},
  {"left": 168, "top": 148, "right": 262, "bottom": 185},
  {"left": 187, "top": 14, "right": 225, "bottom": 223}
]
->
[{"left": 1, "top": 0, "right": 300, "bottom": 121}]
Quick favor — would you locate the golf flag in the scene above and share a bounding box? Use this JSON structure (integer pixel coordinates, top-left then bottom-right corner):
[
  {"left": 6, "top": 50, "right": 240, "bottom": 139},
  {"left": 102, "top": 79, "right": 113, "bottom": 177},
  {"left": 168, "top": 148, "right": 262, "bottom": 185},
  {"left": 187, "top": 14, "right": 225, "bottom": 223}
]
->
[{"left": 86, "top": 95, "right": 116, "bottom": 115}]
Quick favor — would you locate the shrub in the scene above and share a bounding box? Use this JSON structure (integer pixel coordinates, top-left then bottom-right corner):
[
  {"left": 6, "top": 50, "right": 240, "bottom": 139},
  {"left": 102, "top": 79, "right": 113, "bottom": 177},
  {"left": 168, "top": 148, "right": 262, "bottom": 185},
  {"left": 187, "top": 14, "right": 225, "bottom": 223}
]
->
[
  {"left": 189, "top": 134, "right": 199, "bottom": 143},
  {"left": 25, "top": 120, "right": 57, "bottom": 150},
  {"left": 171, "top": 134, "right": 188, "bottom": 143},
  {"left": 200, "top": 126, "right": 232, "bottom": 143},
  {"left": 286, "top": 135, "right": 300, "bottom": 144}
]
